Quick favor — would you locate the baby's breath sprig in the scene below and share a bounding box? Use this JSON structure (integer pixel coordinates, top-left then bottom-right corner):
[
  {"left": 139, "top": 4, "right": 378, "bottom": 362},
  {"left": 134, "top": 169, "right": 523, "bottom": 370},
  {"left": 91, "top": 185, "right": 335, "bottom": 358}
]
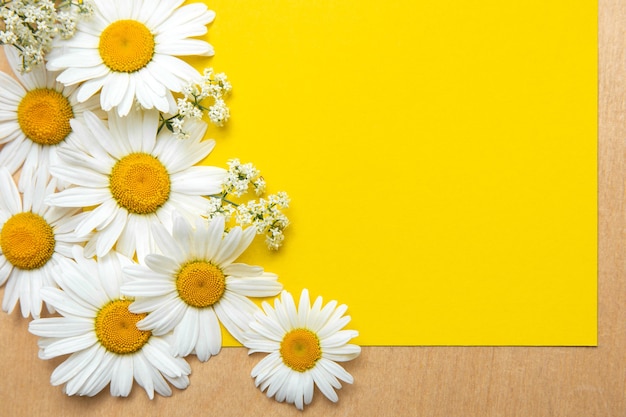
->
[
  {"left": 236, "top": 192, "right": 290, "bottom": 251},
  {"left": 207, "top": 159, "right": 289, "bottom": 250},
  {"left": 0, "top": 0, "right": 93, "bottom": 72},
  {"left": 159, "top": 68, "right": 232, "bottom": 139}
]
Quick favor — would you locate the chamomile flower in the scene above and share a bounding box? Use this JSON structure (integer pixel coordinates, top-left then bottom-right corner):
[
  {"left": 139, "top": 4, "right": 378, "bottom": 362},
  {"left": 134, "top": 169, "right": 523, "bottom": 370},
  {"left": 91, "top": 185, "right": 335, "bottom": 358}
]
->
[
  {"left": 0, "top": 45, "right": 104, "bottom": 191},
  {"left": 45, "top": 108, "right": 226, "bottom": 262},
  {"left": 29, "top": 246, "right": 191, "bottom": 399},
  {"left": 46, "top": 0, "right": 216, "bottom": 116},
  {"left": 121, "top": 214, "right": 282, "bottom": 362},
  {"left": 244, "top": 289, "right": 361, "bottom": 410},
  {"left": 0, "top": 168, "right": 91, "bottom": 319}
]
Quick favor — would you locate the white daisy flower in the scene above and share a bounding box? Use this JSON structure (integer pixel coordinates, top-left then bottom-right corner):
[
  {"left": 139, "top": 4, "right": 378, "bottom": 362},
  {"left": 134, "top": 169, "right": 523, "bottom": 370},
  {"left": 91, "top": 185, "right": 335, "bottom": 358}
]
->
[
  {"left": 121, "top": 214, "right": 282, "bottom": 362},
  {"left": 0, "top": 168, "right": 90, "bottom": 319},
  {"left": 0, "top": 45, "right": 104, "bottom": 191},
  {"left": 244, "top": 289, "right": 361, "bottom": 410},
  {"left": 46, "top": 0, "right": 216, "bottom": 116},
  {"left": 29, "top": 246, "right": 191, "bottom": 399},
  {"left": 45, "top": 107, "right": 226, "bottom": 262}
]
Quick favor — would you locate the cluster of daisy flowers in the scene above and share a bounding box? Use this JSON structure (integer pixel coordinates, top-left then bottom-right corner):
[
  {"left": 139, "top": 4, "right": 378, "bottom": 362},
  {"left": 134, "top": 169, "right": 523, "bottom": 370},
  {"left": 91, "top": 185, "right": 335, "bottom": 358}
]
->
[{"left": 0, "top": 0, "right": 360, "bottom": 411}]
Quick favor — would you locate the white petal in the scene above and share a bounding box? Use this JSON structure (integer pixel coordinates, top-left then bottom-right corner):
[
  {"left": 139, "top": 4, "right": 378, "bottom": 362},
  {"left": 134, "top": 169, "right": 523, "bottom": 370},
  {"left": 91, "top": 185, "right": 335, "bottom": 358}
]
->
[
  {"left": 317, "top": 308, "right": 350, "bottom": 340},
  {"left": 170, "top": 167, "right": 228, "bottom": 195},
  {"left": 116, "top": 75, "right": 136, "bottom": 117},
  {"left": 110, "top": 354, "right": 134, "bottom": 397},
  {"left": 153, "top": 3, "right": 213, "bottom": 38},
  {"left": 101, "top": 72, "right": 129, "bottom": 111},
  {"left": 136, "top": 297, "right": 186, "bottom": 334},
  {"left": 75, "top": 199, "right": 119, "bottom": 237},
  {"left": 39, "top": 287, "right": 95, "bottom": 318},
  {"left": 171, "top": 213, "right": 193, "bottom": 255},
  {"left": 225, "top": 274, "right": 282, "bottom": 298},
  {"left": 2, "top": 273, "right": 20, "bottom": 315},
  {"left": 76, "top": 75, "right": 107, "bottom": 103},
  {"left": 194, "top": 307, "right": 218, "bottom": 361},
  {"left": 133, "top": 352, "right": 155, "bottom": 400},
  {"left": 310, "top": 365, "right": 339, "bottom": 403},
  {"left": 96, "top": 208, "right": 128, "bottom": 257},
  {"left": 0, "top": 167, "right": 22, "bottom": 214},
  {"left": 223, "top": 263, "right": 263, "bottom": 277},
  {"left": 144, "top": 254, "right": 179, "bottom": 275},
  {"left": 56, "top": 64, "right": 109, "bottom": 85},
  {"left": 214, "top": 292, "right": 259, "bottom": 343},
  {"left": 318, "top": 358, "right": 354, "bottom": 384},
  {"left": 29, "top": 317, "right": 94, "bottom": 338},
  {"left": 323, "top": 344, "right": 362, "bottom": 362},
  {"left": 0, "top": 257, "right": 13, "bottom": 286},
  {"left": 79, "top": 350, "right": 116, "bottom": 396},
  {"left": 173, "top": 308, "right": 199, "bottom": 357},
  {"left": 116, "top": 213, "right": 138, "bottom": 258},
  {"left": 49, "top": 344, "right": 102, "bottom": 386},
  {"left": 48, "top": 165, "right": 109, "bottom": 188},
  {"left": 48, "top": 50, "right": 103, "bottom": 69},
  {"left": 320, "top": 330, "right": 359, "bottom": 349},
  {"left": 298, "top": 289, "right": 311, "bottom": 328},
  {"left": 45, "top": 187, "right": 111, "bottom": 208},
  {"left": 42, "top": 332, "right": 98, "bottom": 359},
  {"left": 215, "top": 226, "right": 256, "bottom": 266},
  {"left": 155, "top": 39, "right": 212, "bottom": 56},
  {"left": 151, "top": 221, "right": 185, "bottom": 264},
  {"left": 143, "top": 337, "right": 191, "bottom": 378}
]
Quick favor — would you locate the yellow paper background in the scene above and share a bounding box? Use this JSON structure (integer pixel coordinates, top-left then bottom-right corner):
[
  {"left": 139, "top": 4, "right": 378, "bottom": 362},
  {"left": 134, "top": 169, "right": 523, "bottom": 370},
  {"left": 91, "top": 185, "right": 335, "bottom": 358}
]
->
[{"left": 189, "top": 0, "right": 597, "bottom": 345}]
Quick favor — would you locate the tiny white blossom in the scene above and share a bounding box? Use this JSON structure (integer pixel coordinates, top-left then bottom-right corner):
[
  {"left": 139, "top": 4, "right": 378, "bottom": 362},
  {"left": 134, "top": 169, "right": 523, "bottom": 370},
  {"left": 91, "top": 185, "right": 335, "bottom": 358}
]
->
[
  {"left": 0, "top": 0, "right": 93, "bottom": 72},
  {"left": 222, "top": 159, "right": 261, "bottom": 197},
  {"left": 236, "top": 192, "right": 290, "bottom": 250},
  {"left": 165, "top": 68, "right": 232, "bottom": 138}
]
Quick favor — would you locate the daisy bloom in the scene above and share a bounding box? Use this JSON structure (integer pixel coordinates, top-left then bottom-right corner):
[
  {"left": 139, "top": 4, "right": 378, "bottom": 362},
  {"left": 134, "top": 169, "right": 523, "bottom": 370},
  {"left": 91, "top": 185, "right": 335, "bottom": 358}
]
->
[
  {"left": 29, "top": 246, "right": 191, "bottom": 399},
  {"left": 0, "top": 168, "right": 91, "bottom": 318},
  {"left": 45, "top": 107, "right": 226, "bottom": 262},
  {"left": 244, "top": 289, "right": 361, "bottom": 410},
  {"left": 0, "top": 45, "right": 104, "bottom": 191},
  {"left": 46, "top": 0, "right": 216, "bottom": 116},
  {"left": 121, "top": 214, "right": 282, "bottom": 362}
]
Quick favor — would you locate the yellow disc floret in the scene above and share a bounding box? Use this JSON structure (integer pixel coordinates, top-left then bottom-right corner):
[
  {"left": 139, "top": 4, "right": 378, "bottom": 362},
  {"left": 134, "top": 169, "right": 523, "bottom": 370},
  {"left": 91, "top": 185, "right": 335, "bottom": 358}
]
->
[
  {"left": 1, "top": 212, "right": 55, "bottom": 270},
  {"left": 109, "top": 153, "right": 171, "bottom": 214},
  {"left": 95, "top": 299, "right": 151, "bottom": 354},
  {"left": 280, "top": 328, "right": 322, "bottom": 372},
  {"left": 17, "top": 88, "right": 73, "bottom": 145},
  {"left": 176, "top": 261, "right": 226, "bottom": 308},
  {"left": 99, "top": 19, "right": 155, "bottom": 73}
]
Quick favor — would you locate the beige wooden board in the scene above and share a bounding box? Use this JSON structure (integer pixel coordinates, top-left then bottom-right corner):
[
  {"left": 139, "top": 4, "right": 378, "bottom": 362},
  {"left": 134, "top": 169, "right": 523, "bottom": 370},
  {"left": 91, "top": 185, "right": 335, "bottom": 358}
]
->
[{"left": 0, "top": 0, "right": 621, "bottom": 415}]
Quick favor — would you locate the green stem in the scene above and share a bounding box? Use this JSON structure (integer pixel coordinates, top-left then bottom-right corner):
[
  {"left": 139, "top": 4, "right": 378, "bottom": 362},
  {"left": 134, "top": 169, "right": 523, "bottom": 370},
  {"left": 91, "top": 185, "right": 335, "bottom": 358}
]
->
[{"left": 208, "top": 193, "right": 239, "bottom": 207}]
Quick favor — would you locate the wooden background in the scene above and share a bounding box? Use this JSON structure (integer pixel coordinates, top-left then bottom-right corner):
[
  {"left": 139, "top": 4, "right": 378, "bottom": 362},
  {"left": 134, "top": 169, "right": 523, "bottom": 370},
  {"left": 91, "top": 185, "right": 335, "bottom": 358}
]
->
[{"left": 0, "top": 1, "right": 619, "bottom": 415}]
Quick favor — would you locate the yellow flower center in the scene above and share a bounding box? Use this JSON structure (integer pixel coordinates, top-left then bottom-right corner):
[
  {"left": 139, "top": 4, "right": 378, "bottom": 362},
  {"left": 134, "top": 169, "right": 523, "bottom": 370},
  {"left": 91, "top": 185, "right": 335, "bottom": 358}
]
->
[
  {"left": 16, "top": 88, "right": 73, "bottom": 145},
  {"left": 95, "top": 299, "right": 151, "bottom": 354},
  {"left": 279, "top": 328, "right": 322, "bottom": 372},
  {"left": 0, "top": 212, "right": 55, "bottom": 270},
  {"left": 109, "top": 153, "right": 171, "bottom": 214},
  {"left": 99, "top": 20, "right": 155, "bottom": 73},
  {"left": 176, "top": 261, "right": 226, "bottom": 308}
]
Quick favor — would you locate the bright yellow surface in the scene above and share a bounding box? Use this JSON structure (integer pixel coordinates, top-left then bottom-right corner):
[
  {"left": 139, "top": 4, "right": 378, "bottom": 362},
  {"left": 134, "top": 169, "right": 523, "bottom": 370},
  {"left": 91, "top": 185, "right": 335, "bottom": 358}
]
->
[{"left": 191, "top": 0, "right": 597, "bottom": 345}]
